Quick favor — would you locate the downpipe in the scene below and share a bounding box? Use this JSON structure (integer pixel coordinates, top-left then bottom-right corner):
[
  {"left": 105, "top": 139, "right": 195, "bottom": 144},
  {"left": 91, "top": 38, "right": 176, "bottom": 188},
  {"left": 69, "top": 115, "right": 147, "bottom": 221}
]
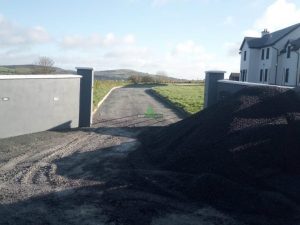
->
[
  {"left": 296, "top": 51, "right": 300, "bottom": 86},
  {"left": 272, "top": 46, "right": 279, "bottom": 85}
]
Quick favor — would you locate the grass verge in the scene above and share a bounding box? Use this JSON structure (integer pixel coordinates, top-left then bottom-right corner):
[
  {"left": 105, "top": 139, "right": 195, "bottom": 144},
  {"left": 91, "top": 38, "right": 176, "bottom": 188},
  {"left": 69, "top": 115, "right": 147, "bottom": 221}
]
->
[{"left": 153, "top": 83, "right": 205, "bottom": 114}]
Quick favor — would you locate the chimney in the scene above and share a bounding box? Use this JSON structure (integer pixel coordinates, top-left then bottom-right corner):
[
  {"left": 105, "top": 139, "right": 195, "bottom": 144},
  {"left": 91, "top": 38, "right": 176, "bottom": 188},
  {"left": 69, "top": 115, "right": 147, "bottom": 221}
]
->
[{"left": 261, "top": 29, "right": 270, "bottom": 37}]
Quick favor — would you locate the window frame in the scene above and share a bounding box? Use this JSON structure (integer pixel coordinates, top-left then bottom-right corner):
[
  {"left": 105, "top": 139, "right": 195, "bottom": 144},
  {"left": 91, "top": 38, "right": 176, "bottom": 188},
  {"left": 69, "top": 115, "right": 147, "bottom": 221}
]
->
[
  {"left": 264, "top": 69, "right": 268, "bottom": 82},
  {"left": 285, "top": 68, "right": 289, "bottom": 83},
  {"left": 261, "top": 49, "right": 265, "bottom": 60},
  {"left": 266, "top": 48, "right": 270, "bottom": 59},
  {"left": 260, "top": 69, "right": 263, "bottom": 82}
]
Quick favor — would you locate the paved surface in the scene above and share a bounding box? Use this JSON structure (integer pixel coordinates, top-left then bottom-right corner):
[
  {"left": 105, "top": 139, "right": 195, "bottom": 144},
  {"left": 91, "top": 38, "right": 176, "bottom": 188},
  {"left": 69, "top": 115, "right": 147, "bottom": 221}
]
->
[
  {"left": 93, "top": 86, "right": 184, "bottom": 127},
  {"left": 0, "top": 86, "right": 186, "bottom": 225}
]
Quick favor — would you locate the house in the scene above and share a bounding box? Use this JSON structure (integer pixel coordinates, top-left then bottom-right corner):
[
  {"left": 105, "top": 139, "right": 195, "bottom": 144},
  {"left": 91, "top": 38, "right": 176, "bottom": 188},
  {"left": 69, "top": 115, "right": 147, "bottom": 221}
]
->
[
  {"left": 239, "top": 23, "right": 300, "bottom": 86},
  {"left": 229, "top": 73, "right": 240, "bottom": 81}
]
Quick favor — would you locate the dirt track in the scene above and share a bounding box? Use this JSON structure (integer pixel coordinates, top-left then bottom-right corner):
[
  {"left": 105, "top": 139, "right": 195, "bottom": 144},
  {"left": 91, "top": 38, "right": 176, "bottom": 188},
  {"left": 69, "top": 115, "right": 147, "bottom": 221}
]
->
[{"left": 0, "top": 86, "right": 199, "bottom": 225}]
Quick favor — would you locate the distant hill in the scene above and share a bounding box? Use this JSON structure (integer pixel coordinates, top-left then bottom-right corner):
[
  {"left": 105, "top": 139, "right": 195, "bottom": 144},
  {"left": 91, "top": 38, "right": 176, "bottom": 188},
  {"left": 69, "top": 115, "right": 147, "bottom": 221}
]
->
[
  {"left": 95, "top": 69, "right": 188, "bottom": 82},
  {"left": 94, "top": 69, "right": 152, "bottom": 80},
  {"left": 0, "top": 65, "right": 75, "bottom": 75},
  {"left": 0, "top": 65, "right": 189, "bottom": 82}
]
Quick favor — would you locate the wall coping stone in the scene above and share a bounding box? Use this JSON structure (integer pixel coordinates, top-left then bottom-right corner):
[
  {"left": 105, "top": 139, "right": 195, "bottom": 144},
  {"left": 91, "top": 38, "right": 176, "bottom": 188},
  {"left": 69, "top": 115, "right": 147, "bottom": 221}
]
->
[{"left": 0, "top": 74, "right": 82, "bottom": 80}]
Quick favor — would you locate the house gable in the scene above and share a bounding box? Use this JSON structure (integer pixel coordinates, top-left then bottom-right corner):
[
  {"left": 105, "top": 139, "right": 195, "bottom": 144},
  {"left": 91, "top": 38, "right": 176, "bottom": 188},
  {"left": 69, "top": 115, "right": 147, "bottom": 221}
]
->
[{"left": 241, "top": 23, "right": 300, "bottom": 50}]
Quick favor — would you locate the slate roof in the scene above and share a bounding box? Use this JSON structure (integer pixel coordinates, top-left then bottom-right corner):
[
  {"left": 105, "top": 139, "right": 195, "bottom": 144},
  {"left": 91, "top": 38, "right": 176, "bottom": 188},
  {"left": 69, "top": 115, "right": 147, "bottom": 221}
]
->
[
  {"left": 291, "top": 37, "right": 300, "bottom": 50},
  {"left": 240, "top": 23, "right": 300, "bottom": 50}
]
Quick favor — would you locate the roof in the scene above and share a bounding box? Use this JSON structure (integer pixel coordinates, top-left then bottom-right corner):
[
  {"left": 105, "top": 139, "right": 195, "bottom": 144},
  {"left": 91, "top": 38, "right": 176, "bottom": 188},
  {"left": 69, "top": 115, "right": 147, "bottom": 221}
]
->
[
  {"left": 229, "top": 73, "right": 240, "bottom": 81},
  {"left": 0, "top": 74, "right": 82, "bottom": 80},
  {"left": 240, "top": 23, "right": 300, "bottom": 50},
  {"left": 291, "top": 37, "right": 300, "bottom": 50}
]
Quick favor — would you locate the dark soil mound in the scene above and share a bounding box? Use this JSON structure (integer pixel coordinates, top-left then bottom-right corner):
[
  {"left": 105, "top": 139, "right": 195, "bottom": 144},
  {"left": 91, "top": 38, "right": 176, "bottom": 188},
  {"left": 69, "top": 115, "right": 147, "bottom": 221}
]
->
[
  {"left": 134, "top": 87, "right": 300, "bottom": 177},
  {"left": 128, "top": 86, "right": 300, "bottom": 223}
]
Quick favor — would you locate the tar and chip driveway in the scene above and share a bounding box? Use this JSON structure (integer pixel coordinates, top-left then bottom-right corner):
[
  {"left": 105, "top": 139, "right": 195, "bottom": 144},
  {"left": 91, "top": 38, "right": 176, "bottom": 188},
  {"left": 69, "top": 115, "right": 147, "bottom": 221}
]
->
[{"left": 0, "top": 86, "right": 184, "bottom": 224}]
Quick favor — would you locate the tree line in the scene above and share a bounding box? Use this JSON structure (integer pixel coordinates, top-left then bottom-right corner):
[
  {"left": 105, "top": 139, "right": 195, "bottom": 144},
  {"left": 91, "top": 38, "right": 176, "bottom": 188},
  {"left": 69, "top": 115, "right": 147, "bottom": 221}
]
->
[{"left": 128, "top": 74, "right": 190, "bottom": 84}]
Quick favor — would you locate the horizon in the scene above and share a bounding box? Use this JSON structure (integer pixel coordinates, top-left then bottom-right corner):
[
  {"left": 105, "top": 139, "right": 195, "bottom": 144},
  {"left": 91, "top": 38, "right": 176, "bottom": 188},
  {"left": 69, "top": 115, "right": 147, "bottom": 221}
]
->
[{"left": 1, "top": 0, "right": 300, "bottom": 79}]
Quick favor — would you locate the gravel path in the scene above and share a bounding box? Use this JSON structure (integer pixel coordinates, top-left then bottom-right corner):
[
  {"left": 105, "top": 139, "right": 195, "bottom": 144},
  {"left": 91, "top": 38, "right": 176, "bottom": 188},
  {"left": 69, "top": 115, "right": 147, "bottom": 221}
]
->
[{"left": 0, "top": 86, "right": 187, "bottom": 225}]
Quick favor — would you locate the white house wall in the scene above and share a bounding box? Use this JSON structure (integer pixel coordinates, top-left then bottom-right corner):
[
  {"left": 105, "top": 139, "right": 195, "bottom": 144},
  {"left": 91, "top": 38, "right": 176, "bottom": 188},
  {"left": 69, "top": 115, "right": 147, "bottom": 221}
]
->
[
  {"left": 278, "top": 50, "right": 300, "bottom": 86},
  {"left": 248, "top": 49, "right": 260, "bottom": 83},
  {"left": 240, "top": 42, "right": 250, "bottom": 81},
  {"left": 274, "top": 26, "right": 300, "bottom": 86},
  {"left": 240, "top": 26, "right": 300, "bottom": 86},
  {"left": 257, "top": 47, "right": 277, "bottom": 84}
]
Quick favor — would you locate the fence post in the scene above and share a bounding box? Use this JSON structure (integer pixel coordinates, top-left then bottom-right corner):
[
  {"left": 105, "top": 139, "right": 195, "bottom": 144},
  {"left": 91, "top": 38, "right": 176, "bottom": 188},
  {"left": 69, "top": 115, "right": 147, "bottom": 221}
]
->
[
  {"left": 76, "top": 67, "right": 94, "bottom": 127},
  {"left": 204, "top": 71, "right": 225, "bottom": 108}
]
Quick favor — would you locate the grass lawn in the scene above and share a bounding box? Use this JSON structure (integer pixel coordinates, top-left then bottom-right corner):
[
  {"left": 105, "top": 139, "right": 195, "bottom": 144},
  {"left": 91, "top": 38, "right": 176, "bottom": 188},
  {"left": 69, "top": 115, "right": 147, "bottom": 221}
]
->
[
  {"left": 93, "top": 80, "right": 129, "bottom": 110},
  {"left": 0, "top": 66, "right": 36, "bottom": 74},
  {"left": 153, "top": 83, "right": 205, "bottom": 114},
  {"left": 0, "top": 67, "right": 16, "bottom": 74}
]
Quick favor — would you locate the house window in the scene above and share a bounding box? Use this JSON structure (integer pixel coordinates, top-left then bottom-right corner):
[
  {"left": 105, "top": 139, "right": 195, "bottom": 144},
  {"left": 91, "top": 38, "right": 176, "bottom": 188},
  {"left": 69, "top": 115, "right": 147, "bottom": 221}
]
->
[
  {"left": 287, "top": 46, "right": 291, "bottom": 58},
  {"left": 264, "top": 69, "right": 268, "bottom": 82},
  {"left": 243, "top": 51, "right": 247, "bottom": 61},
  {"left": 285, "top": 68, "right": 289, "bottom": 83},
  {"left": 261, "top": 49, "right": 265, "bottom": 60},
  {"left": 266, "top": 48, "right": 270, "bottom": 59},
  {"left": 260, "top": 69, "right": 263, "bottom": 82}
]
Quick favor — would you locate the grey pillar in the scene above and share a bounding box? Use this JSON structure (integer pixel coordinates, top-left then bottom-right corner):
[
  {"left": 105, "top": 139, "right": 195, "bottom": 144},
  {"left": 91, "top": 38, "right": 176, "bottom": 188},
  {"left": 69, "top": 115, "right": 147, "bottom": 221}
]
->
[
  {"left": 76, "top": 67, "right": 94, "bottom": 127},
  {"left": 204, "top": 71, "right": 225, "bottom": 108}
]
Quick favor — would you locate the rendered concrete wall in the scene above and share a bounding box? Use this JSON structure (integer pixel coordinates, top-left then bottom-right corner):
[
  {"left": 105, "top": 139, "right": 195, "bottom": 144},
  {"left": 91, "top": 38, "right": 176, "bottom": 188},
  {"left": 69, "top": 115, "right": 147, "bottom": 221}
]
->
[
  {"left": 0, "top": 75, "right": 81, "bottom": 139},
  {"left": 217, "top": 80, "right": 293, "bottom": 103},
  {"left": 77, "top": 67, "right": 94, "bottom": 127},
  {"left": 204, "top": 71, "right": 225, "bottom": 108},
  {"left": 204, "top": 78, "right": 294, "bottom": 109}
]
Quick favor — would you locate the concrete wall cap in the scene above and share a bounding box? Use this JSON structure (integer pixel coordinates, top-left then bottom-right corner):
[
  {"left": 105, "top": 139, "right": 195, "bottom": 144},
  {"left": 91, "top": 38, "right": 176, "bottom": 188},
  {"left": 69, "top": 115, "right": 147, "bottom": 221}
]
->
[
  {"left": 205, "top": 70, "right": 226, "bottom": 74},
  {"left": 0, "top": 74, "right": 82, "bottom": 80},
  {"left": 218, "top": 79, "right": 294, "bottom": 89},
  {"left": 76, "top": 67, "right": 94, "bottom": 70}
]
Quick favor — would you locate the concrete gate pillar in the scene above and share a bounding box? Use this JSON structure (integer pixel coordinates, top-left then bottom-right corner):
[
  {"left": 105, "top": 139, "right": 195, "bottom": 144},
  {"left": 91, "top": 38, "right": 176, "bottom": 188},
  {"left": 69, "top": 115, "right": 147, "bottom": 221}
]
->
[
  {"left": 204, "top": 71, "right": 225, "bottom": 108},
  {"left": 76, "top": 67, "right": 94, "bottom": 127}
]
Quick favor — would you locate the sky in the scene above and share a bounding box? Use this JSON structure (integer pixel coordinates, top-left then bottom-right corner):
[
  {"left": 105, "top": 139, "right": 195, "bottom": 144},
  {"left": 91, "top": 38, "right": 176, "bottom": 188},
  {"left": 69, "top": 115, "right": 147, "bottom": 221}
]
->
[{"left": 0, "top": 0, "right": 300, "bottom": 79}]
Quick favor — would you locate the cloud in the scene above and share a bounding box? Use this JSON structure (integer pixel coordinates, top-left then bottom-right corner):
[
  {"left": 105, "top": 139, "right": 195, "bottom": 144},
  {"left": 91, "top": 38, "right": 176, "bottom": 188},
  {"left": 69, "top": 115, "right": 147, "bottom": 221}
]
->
[
  {"left": 223, "top": 16, "right": 234, "bottom": 26},
  {"left": 54, "top": 40, "right": 218, "bottom": 79},
  {"left": 60, "top": 33, "right": 136, "bottom": 49},
  {"left": 157, "top": 40, "right": 216, "bottom": 79},
  {"left": 151, "top": 0, "right": 170, "bottom": 7},
  {"left": 0, "top": 14, "right": 51, "bottom": 46},
  {"left": 223, "top": 42, "right": 240, "bottom": 57},
  {"left": 244, "top": 0, "right": 300, "bottom": 36}
]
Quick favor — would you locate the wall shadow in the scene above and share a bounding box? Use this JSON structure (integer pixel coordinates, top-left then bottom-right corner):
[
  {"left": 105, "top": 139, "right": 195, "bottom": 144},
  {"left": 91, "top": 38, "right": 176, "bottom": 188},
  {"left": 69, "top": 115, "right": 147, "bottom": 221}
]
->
[
  {"left": 0, "top": 125, "right": 198, "bottom": 225},
  {"left": 49, "top": 120, "right": 72, "bottom": 131}
]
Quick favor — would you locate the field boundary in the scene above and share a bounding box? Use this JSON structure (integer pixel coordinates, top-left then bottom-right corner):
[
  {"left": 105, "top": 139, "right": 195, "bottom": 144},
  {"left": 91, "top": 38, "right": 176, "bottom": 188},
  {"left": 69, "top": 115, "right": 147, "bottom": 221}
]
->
[
  {"left": 149, "top": 88, "right": 191, "bottom": 117},
  {"left": 92, "top": 86, "right": 122, "bottom": 116}
]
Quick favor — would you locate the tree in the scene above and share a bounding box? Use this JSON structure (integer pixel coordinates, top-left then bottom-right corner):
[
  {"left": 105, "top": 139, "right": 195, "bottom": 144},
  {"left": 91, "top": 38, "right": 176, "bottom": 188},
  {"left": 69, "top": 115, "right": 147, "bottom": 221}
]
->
[
  {"left": 129, "top": 75, "right": 142, "bottom": 84},
  {"left": 35, "top": 56, "right": 55, "bottom": 74}
]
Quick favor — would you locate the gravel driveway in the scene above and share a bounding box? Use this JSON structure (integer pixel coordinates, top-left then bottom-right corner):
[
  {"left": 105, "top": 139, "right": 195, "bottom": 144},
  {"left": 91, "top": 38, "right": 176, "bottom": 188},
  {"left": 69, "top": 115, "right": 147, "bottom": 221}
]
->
[{"left": 0, "top": 86, "right": 187, "bottom": 225}]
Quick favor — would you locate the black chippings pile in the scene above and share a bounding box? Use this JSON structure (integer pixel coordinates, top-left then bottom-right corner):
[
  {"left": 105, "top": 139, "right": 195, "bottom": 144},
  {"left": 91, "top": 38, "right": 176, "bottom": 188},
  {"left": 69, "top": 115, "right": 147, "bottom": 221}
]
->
[{"left": 129, "top": 86, "right": 300, "bottom": 223}]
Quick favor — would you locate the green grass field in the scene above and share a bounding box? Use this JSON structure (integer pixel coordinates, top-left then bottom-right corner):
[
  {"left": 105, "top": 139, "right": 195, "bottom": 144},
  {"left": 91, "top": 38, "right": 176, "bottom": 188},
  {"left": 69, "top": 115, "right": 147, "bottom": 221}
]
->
[
  {"left": 153, "top": 83, "right": 205, "bottom": 114},
  {"left": 0, "top": 66, "right": 35, "bottom": 74},
  {"left": 93, "top": 80, "right": 129, "bottom": 110}
]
